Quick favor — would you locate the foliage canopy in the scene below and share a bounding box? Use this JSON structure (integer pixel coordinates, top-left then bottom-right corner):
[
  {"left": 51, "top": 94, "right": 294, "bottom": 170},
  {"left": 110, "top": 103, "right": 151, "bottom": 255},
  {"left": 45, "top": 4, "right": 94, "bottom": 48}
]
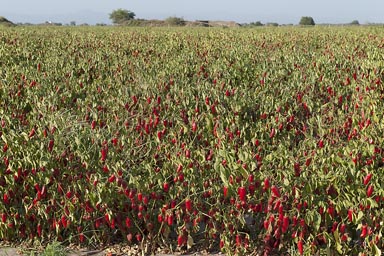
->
[
  {"left": 299, "top": 16, "right": 315, "bottom": 26},
  {"left": 109, "top": 9, "right": 136, "bottom": 24}
]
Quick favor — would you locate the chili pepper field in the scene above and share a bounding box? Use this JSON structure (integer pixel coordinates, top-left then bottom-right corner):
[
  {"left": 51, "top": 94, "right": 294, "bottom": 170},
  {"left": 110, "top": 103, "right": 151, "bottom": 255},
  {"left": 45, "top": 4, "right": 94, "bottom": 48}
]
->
[{"left": 0, "top": 26, "right": 383, "bottom": 255}]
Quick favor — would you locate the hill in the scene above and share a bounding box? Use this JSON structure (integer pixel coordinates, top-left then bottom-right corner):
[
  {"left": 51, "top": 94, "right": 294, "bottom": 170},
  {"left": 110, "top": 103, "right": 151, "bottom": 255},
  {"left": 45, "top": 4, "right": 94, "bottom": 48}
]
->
[{"left": 0, "top": 16, "right": 15, "bottom": 26}]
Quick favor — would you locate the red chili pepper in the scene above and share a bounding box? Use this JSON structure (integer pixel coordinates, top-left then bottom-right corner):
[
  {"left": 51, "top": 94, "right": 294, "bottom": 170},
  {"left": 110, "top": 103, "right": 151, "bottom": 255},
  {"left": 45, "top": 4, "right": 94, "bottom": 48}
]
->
[
  {"left": 264, "top": 177, "right": 270, "bottom": 190},
  {"left": 177, "top": 235, "right": 185, "bottom": 247},
  {"left": 339, "top": 223, "right": 346, "bottom": 234},
  {"left": 348, "top": 209, "right": 353, "bottom": 222},
  {"left": 163, "top": 182, "right": 170, "bottom": 192},
  {"left": 1, "top": 213, "right": 7, "bottom": 223},
  {"left": 185, "top": 198, "right": 192, "bottom": 212},
  {"left": 298, "top": 240, "right": 303, "bottom": 255},
  {"left": 61, "top": 216, "right": 68, "bottom": 228},
  {"left": 125, "top": 217, "right": 131, "bottom": 228},
  {"left": 157, "top": 214, "right": 163, "bottom": 223},
  {"left": 223, "top": 186, "right": 228, "bottom": 198},
  {"left": 101, "top": 147, "right": 107, "bottom": 162},
  {"left": 108, "top": 174, "right": 116, "bottom": 183},
  {"left": 29, "top": 128, "right": 36, "bottom": 138},
  {"left": 360, "top": 225, "right": 368, "bottom": 238},
  {"left": 48, "top": 139, "right": 54, "bottom": 152},
  {"left": 271, "top": 185, "right": 280, "bottom": 197},
  {"left": 282, "top": 216, "right": 289, "bottom": 233},
  {"left": 363, "top": 173, "right": 372, "bottom": 186},
  {"left": 238, "top": 186, "right": 247, "bottom": 202},
  {"left": 269, "top": 128, "right": 276, "bottom": 138},
  {"left": 235, "top": 234, "right": 242, "bottom": 247},
  {"left": 3, "top": 193, "right": 9, "bottom": 204},
  {"left": 167, "top": 214, "right": 173, "bottom": 226},
  {"left": 367, "top": 185, "right": 374, "bottom": 197}
]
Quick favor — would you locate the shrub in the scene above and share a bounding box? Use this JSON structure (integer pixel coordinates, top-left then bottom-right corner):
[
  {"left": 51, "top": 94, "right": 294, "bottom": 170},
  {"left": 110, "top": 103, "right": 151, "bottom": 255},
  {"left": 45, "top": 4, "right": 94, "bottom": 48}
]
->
[{"left": 165, "top": 16, "right": 186, "bottom": 26}]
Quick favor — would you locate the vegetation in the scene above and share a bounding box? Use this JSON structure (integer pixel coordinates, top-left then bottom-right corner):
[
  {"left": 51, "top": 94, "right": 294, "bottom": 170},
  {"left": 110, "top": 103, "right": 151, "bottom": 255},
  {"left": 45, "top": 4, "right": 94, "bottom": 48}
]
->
[
  {"left": 266, "top": 22, "right": 279, "bottom": 27},
  {"left": 21, "top": 241, "right": 68, "bottom": 256},
  {"left": 0, "top": 26, "right": 383, "bottom": 255},
  {"left": 249, "top": 21, "right": 264, "bottom": 27},
  {"left": 109, "top": 9, "right": 136, "bottom": 25},
  {"left": 165, "top": 16, "right": 186, "bottom": 26},
  {"left": 299, "top": 16, "right": 315, "bottom": 26}
]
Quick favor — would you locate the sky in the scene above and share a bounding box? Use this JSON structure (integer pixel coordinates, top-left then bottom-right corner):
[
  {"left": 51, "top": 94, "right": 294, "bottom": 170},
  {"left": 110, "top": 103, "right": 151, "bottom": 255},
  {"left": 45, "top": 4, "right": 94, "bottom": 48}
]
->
[{"left": 1, "top": 0, "right": 383, "bottom": 25}]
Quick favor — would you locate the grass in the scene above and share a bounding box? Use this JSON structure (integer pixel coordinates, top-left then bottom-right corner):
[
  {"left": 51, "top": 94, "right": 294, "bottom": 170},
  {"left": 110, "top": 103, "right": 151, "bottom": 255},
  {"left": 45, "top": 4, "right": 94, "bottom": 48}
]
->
[
  {"left": 40, "top": 242, "right": 68, "bottom": 256},
  {"left": 20, "top": 241, "right": 68, "bottom": 256}
]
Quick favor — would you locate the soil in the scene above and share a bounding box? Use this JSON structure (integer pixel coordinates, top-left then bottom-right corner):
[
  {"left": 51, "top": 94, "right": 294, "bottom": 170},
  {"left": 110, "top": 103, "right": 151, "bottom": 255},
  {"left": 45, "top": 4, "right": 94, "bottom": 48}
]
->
[{"left": 0, "top": 242, "right": 225, "bottom": 256}]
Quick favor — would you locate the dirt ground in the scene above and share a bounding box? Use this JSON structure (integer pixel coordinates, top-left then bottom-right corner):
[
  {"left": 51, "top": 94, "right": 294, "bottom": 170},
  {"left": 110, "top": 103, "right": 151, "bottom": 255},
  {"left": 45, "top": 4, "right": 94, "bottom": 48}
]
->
[
  {"left": 0, "top": 246, "right": 225, "bottom": 256},
  {"left": 0, "top": 237, "right": 225, "bottom": 256}
]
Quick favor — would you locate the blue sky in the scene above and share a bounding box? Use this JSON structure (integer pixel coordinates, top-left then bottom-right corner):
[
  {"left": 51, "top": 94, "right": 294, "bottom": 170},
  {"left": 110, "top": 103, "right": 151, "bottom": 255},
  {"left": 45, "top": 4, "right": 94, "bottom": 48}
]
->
[{"left": 1, "top": 0, "right": 383, "bottom": 25}]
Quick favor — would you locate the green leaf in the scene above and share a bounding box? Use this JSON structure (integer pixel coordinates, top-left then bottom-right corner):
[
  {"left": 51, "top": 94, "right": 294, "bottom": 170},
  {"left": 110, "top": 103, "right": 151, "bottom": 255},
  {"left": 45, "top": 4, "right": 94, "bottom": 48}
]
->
[
  {"left": 313, "top": 211, "right": 321, "bottom": 232},
  {"left": 219, "top": 165, "right": 228, "bottom": 187},
  {"left": 333, "top": 230, "right": 342, "bottom": 254},
  {"left": 334, "top": 155, "right": 343, "bottom": 164},
  {"left": 356, "top": 211, "right": 364, "bottom": 223},
  {"left": 1, "top": 134, "right": 7, "bottom": 144},
  {"left": 75, "top": 137, "right": 81, "bottom": 146},
  {"left": 373, "top": 243, "right": 382, "bottom": 256},
  {"left": 238, "top": 165, "right": 248, "bottom": 179},
  {"left": 373, "top": 113, "right": 379, "bottom": 123},
  {"left": 305, "top": 211, "right": 313, "bottom": 226},
  {"left": 367, "top": 198, "right": 379, "bottom": 209}
]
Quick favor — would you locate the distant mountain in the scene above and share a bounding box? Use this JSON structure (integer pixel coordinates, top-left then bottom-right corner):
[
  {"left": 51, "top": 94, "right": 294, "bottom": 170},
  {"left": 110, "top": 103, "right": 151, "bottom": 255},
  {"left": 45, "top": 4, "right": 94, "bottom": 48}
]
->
[{"left": 2, "top": 10, "right": 110, "bottom": 25}]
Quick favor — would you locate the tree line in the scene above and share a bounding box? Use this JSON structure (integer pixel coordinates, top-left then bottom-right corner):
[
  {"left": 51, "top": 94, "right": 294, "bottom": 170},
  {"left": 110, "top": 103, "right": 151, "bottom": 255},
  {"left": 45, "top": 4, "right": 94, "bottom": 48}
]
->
[{"left": 109, "top": 9, "right": 362, "bottom": 27}]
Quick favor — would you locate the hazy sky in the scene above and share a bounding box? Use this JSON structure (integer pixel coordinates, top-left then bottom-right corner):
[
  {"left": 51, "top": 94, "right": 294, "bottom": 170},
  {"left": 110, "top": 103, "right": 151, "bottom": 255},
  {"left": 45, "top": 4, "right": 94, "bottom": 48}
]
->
[{"left": 1, "top": 0, "right": 383, "bottom": 25}]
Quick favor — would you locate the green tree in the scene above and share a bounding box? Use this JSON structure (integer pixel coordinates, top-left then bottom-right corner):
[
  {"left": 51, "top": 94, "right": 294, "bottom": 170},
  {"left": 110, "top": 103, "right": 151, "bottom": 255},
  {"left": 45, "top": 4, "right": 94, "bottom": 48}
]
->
[
  {"left": 350, "top": 20, "right": 360, "bottom": 25},
  {"left": 109, "top": 9, "right": 136, "bottom": 24},
  {"left": 249, "top": 21, "right": 263, "bottom": 27},
  {"left": 299, "top": 16, "right": 315, "bottom": 26}
]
